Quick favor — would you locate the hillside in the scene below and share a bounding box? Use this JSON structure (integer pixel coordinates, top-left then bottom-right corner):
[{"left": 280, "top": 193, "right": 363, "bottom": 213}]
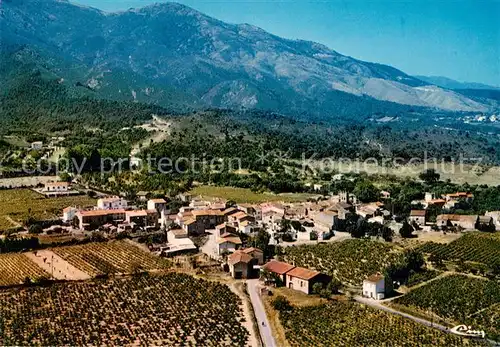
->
[{"left": 0, "top": 0, "right": 495, "bottom": 117}]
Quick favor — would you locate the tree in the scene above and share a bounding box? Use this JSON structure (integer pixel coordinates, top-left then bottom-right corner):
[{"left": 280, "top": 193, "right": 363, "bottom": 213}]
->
[
  {"left": 353, "top": 181, "right": 379, "bottom": 203},
  {"left": 28, "top": 224, "right": 43, "bottom": 234},
  {"left": 399, "top": 220, "right": 414, "bottom": 238},
  {"left": 272, "top": 296, "right": 292, "bottom": 311},
  {"left": 251, "top": 230, "right": 271, "bottom": 258},
  {"left": 327, "top": 278, "right": 342, "bottom": 294},
  {"left": 419, "top": 169, "right": 440, "bottom": 184}
]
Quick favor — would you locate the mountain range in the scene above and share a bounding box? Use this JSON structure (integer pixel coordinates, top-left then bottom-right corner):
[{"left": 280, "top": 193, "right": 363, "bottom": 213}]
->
[{"left": 0, "top": 0, "right": 497, "bottom": 117}]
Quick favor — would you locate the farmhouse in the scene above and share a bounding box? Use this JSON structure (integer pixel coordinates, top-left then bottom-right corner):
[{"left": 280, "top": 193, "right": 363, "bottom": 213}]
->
[
  {"left": 97, "top": 197, "right": 128, "bottom": 210},
  {"left": 262, "top": 260, "right": 296, "bottom": 284},
  {"left": 363, "top": 273, "right": 385, "bottom": 300},
  {"left": 436, "top": 214, "right": 478, "bottom": 230},
  {"left": 125, "top": 210, "right": 159, "bottom": 228},
  {"left": 409, "top": 210, "right": 426, "bottom": 226},
  {"left": 286, "top": 267, "right": 330, "bottom": 295}
]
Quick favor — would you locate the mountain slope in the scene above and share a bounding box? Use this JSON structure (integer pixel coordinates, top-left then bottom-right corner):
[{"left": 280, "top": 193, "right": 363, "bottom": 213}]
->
[
  {"left": 415, "top": 76, "right": 499, "bottom": 91},
  {"left": 0, "top": 0, "right": 492, "bottom": 115}
]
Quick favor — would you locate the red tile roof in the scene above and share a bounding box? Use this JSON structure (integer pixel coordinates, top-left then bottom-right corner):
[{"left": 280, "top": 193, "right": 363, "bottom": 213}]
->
[
  {"left": 228, "top": 251, "right": 253, "bottom": 265},
  {"left": 286, "top": 267, "right": 321, "bottom": 280},
  {"left": 410, "top": 210, "right": 426, "bottom": 217},
  {"left": 262, "top": 261, "right": 295, "bottom": 275},
  {"left": 365, "top": 273, "right": 385, "bottom": 283}
]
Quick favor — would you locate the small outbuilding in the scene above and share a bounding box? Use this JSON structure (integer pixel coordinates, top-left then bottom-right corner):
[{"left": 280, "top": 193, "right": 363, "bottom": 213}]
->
[{"left": 363, "top": 273, "right": 385, "bottom": 300}]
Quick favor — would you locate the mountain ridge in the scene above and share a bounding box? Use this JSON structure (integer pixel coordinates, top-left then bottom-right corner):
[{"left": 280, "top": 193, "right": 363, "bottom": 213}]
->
[{"left": 0, "top": 0, "right": 495, "bottom": 115}]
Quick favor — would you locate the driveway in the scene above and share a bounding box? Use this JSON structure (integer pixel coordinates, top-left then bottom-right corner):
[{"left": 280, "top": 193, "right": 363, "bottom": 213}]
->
[{"left": 247, "top": 279, "right": 277, "bottom": 347}]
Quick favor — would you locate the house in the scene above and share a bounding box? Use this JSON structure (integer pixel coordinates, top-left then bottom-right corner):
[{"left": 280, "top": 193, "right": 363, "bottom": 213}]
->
[
  {"left": 314, "top": 211, "right": 338, "bottom": 230},
  {"left": 222, "top": 207, "right": 239, "bottom": 219},
  {"left": 182, "top": 219, "right": 197, "bottom": 235},
  {"left": 286, "top": 267, "right": 330, "bottom": 295},
  {"left": 477, "top": 215, "right": 495, "bottom": 231},
  {"left": 62, "top": 207, "right": 78, "bottom": 223},
  {"left": 125, "top": 210, "right": 159, "bottom": 228},
  {"left": 76, "top": 209, "right": 126, "bottom": 230},
  {"left": 97, "top": 197, "right": 128, "bottom": 210},
  {"left": 169, "top": 228, "right": 189, "bottom": 239},
  {"left": 228, "top": 251, "right": 254, "bottom": 279},
  {"left": 241, "top": 247, "right": 264, "bottom": 265},
  {"left": 191, "top": 209, "right": 225, "bottom": 234},
  {"left": 217, "top": 233, "right": 242, "bottom": 255},
  {"left": 363, "top": 273, "right": 385, "bottom": 300},
  {"left": 162, "top": 229, "right": 197, "bottom": 255},
  {"left": 409, "top": 210, "right": 426, "bottom": 226},
  {"left": 137, "top": 191, "right": 150, "bottom": 202},
  {"left": 44, "top": 181, "right": 70, "bottom": 193},
  {"left": 216, "top": 223, "right": 238, "bottom": 236},
  {"left": 436, "top": 214, "right": 479, "bottom": 230},
  {"left": 230, "top": 211, "right": 255, "bottom": 225},
  {"left": 261, "top": 260, "right": 296, "bottom": 284},
  {"left": 237, "top": 203, "right": 258, "bottom": 216},
  {"left": 147, "top": 198, "right": 167, "bottom": 213},
  {"left": 31, "top": 141, "right": 43, "bottom": 150},
  {"left": 485, "top": 211, "right": 500, "bottom": 229}
]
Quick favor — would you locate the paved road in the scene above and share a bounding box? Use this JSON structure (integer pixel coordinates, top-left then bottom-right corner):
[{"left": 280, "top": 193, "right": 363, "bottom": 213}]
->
[{"left": 247, "top": 279, "right": 277, "bottom": 347}]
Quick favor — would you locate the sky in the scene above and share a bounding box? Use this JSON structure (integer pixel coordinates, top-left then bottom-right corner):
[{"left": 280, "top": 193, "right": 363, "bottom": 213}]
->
[{"left": 73, "top": 0, "right": 499, "bottom": 87}]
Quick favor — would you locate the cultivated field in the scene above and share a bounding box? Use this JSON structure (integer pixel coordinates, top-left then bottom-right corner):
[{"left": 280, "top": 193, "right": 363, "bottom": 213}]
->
[
  {"left": 0, "top": 253, "right": 49, "bottom": 286},
  {"left": 0, "top": 189, "right": 95, "bottom": 231},
  {"left": 191, "top": 186, "right": 319, "bottom": 204},
  {"left": 50, "top": 241, "right": 171, "bottom": 276},
  {"left": 278, "top": 301, "right": 485, "bottom": 346},
  {"left": 416, "top": 232, "right": 500, "bottom": 268},
  {"left": 281, "top": 239, "right": 402, "bottom": 286},
  {"left": 0, "top": 273, "right": 250, "bottom": 346},
  {"left": 394, "top": 275, "right": 500, "bottom": 339}
]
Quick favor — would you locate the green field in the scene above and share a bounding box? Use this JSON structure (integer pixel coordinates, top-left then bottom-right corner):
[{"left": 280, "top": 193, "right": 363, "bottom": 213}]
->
[
  {"left": 0, "top": 189, "right": 96, "bottom": 231},
  {"left": 191, "top": 185, "right": 319, "bottom": 204}
]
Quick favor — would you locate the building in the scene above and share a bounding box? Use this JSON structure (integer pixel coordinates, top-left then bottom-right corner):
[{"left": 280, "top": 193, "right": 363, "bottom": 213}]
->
[
  {"left": 76, "top": 209, "right": 126, "bottom": 230},
  {"left": 189, "top": 209, "right": 225, "bottom": 234},
  {"left": 97, "top": 197, "right": 128, "bottom": 210},
  {"left": 216, "top": 223, "right": 238, "bottom": 236},
  {"left": 285, "top": 267, "right": 330, "bottom": 295},
  {"left": 182, "top": 219, "right": 197, "bottom": 235},
  {"left": 217, "top": 233, "right": 242, "bottom": 255},
  {"left": 125, "top": 210, "right": 159, "bottom": 228},
  {"left": 261, "top": 260, "right": 296, "bottom": 284},
  {"left": 44, "top": 181, "right": 70, "bottom": 193},
  {"left": 228, "top": 251, "right": 254, "bottom": 279},
  {"left": 62, "top": 207, "right": 78, "bottom": 223},
  {"left": 436, "top": 214, "right": 478, "bottom": 230},
  {"left": 409, "top": 210, "right": 426, "bottom": 226},
  {"left": 31, "top": 141, "right": 43, "bottom": 150},
  {"left": 485, "top": 211, "right": 500, "bottom": 229},
  {"left": 241, "top": 247, "right": 264, "bottom": 265},
  {"left": 314, "top": 211, "right": 338, "bottom": 230},
  {"left": 363, "top": 273, "right": 385, "bottom": 300},
  {"left": 147, "top": 198, "right": 167, "bottom": 213}
]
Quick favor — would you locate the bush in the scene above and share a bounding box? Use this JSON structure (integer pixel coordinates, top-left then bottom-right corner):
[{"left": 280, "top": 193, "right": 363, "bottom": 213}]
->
[{"left": 272, "top": 296, "right": 292, "bottom": 311}]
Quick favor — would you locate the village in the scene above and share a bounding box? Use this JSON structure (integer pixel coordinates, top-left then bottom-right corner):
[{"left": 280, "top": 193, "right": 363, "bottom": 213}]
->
[{"left": 19, "top": 178, "right": 493, "bottom": 300}]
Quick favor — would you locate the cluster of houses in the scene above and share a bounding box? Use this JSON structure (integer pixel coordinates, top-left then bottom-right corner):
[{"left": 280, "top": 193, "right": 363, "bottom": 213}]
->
[{"left": 409, "top": 192, "right": 498, "bottom": 231}]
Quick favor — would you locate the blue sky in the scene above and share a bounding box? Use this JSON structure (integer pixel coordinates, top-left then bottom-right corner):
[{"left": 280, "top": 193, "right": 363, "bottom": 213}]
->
[{"left": 73, "top": 0, "right": 499, "bottom": 86}]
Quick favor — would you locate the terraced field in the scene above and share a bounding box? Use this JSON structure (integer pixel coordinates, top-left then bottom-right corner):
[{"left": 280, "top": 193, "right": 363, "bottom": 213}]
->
[
  {"left": 51, "top": 241, "right": 170, "bottom": 276},
  {"left": 0, "top": 253, "right": 49, "bottom": 286},
  {"left": 0, "top": 273, "right": 250, "bottom": 346}
]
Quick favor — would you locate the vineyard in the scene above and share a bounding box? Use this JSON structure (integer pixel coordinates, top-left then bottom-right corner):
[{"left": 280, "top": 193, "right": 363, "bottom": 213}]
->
[
  {"left": 416, "top": 233, "right": 500, "bottom": 267},
  {"left": 51, "top": 241, "right": 171, "bottom": 276},
  {"left": 0, "top": 189, "right": 96, "bottom": 232},
  {"left": 394, "top": 275, "right": 500, "bottom": 339},
  {"left": 278, "top": 301, "right": 486, "bottom": 346},
  {"left": 0, "top": 253, "right": 49, "bottom": 286},
  {"left": 0, "top": 273, "right": 250, "bottom": 346},
  {"left": 281, "top": 239, "right": 402, "bottom": 286}
]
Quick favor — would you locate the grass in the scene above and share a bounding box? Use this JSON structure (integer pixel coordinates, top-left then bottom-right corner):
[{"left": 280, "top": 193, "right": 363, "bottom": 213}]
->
[
  {"left": 0, "top": 189, "right": 96, "bottom": 231},
  {"left": 190, "top": 185, "right": 319, "bottom": 204}
]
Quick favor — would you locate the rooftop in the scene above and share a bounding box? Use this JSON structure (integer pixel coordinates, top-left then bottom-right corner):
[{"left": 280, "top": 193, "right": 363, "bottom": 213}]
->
[
  {"left": 228, "top": 251, "right": 253, "bottom": 265},
  {"left": 410, "top": 210, "right": 426, "bottom": 217},
  {"left": 286, "top": 267, "right": 321, "bottom": 280},
  {"left": 365, "top": 273, "right": 385, "bottom": 283},
  {"left": 262, "top": 260, "right": 295, "bottom": 275}
]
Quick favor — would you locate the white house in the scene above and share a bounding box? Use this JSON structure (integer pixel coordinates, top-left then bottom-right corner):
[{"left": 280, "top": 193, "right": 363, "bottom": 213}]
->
[
  {"left": 44, "top": 181, "right": 70, "bottom": 192},
  {"left": 62, "top": 207, "right": 78, "bottom": 223},
  {"left": 31, "top": 141, "right": 43, "bottom": 150},
  {"left": 97, "top": 197, "right": 128, "bottom": 210},
  {"left": 147, "top": 198, "right": 167, "bottom": 213},
  {"left": 363, "top": 273, "right": 385, "bottom": 300}
]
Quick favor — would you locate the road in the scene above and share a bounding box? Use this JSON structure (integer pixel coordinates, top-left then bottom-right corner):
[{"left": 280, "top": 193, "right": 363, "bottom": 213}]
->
[{"left": 247, "top": 279, "right": 277, "bottom": 347}]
